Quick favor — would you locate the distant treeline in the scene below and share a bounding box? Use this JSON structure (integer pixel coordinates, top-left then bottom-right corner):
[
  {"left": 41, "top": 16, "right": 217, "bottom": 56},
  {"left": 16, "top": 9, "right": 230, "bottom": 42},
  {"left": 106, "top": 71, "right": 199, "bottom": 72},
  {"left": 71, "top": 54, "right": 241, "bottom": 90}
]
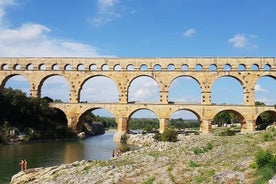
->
[{"left": 128, "top": 118, "right": 199, "bottom": 130}]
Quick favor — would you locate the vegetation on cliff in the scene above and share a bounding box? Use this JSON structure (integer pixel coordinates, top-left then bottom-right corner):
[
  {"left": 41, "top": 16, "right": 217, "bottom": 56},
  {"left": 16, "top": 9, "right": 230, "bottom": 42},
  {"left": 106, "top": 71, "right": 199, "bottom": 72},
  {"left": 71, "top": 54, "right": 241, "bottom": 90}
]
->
[{"left": 0, "top": 88, "right": 77, "bottom": 144}]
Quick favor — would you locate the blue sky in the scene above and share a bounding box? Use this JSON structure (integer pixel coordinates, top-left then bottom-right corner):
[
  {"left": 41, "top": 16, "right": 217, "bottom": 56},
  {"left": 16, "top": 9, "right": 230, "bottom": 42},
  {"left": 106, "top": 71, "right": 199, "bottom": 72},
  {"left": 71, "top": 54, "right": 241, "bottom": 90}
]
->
[{"left": 1, "top": 0, "right": 276, "bottom": 119}]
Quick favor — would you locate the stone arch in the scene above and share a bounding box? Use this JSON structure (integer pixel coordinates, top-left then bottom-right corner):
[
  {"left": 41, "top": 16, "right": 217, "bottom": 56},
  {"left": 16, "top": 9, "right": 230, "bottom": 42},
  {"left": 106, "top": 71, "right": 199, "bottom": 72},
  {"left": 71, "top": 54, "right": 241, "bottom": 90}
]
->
[
  {"left": 255, "top": 110, "right": 276, "bottom": 123},
  {"left": 182, "top": 64, "right": 189, "bottom": 71},
  {"left": 1, "top": 74, "right": 31, "bottom": 95},
  {"left": 252, "top": 64, "right": 259, "bottom": 71},
  {"left": 127, "top": 108, "right": 159, "bottom": 131},
  {"left": 76, "top": 107, "right": 115, "bottom": 132},
  {"left": 209, "top": 64, "right": 217, "bottom": 71},
  {"left": 140, "top": 64, "right": 148, "bottom": 71},
  {"left": 238, "top": 64, "right": 246, "bottom": 71},
  {"left": 212, "top": 109, "right": 246, "bottom": 130},
  {"left": 77, "top": 64, "right": 85, "bottom": 71},
  {"left": 65, "top": 64, "right": 72, "bottom": 70},
  {"left": 14, "top": 64, "right": 21, "bottom": 70},
  {"left": 168, "top": 75, "right": 201, "bottom": 103},
  {"left": 79, "top": 75, "right": 119, "bottom": 103},
  {"left": 89, "top": 64, "right": 97, "bottom": 70},
  {"left": 127, "top": 64, "right": 134, "bottom": 70},
  {"left": 127, "top": 75, "right": 160, "bottom": 102},
  {"left": 102, "top": 64, "right": 109, "bottom": 70},
  {"left": 167, "top": 64, "right": 175, "bottom": 70},
  {"left": 1, "top": 63, "right": 9, "bottom": 70},
  {"left": 211, "top": 75, "right": 244, "bottom": 104},
  {"left": 39, "top": 74, "right": 70, "bottom": 102},
  {"left": 39, "top": 64, "right": 47, "bottom": 70},
  {"left": 153, "top": 64, "right": 161, "bottom": 70},
  {"left": 223, "top": 64, "right": 231, "bottom": 71},
  {"left": 52, "top": 64, "right": 59, "bottom": 70},
  {"left": 254, "top": 75, "right": 276, "bottom": 105},
  {"left": 263, "top": 64, "right": 271, "bottom": 71},
  {"left": 114, "top": 64, "right": 121, "bottom": 70},
  {"left": 26, "top": 63, "right": 34, "bottom": 70},
  {"left": 195, "top": 64, "right": 202, "bottom": 71},
  {"left": 170, "top": 108, "right": 200, "bottom": 120}
]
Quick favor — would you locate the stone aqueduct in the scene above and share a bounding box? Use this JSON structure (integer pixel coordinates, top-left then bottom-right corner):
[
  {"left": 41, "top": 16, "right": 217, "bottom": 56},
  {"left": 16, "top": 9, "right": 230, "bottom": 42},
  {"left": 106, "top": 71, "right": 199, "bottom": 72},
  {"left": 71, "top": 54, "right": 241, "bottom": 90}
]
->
[{"left": 0, "top": 57, "right": 276, "bottom": 138}]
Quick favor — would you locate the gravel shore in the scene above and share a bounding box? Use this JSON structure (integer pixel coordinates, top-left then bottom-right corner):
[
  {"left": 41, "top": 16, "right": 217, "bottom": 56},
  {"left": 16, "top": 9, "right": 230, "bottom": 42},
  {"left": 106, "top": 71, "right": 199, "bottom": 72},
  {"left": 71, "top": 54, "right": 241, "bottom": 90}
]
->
[{"left": 11, "top": 129, "right": 276, "bottom": 184}]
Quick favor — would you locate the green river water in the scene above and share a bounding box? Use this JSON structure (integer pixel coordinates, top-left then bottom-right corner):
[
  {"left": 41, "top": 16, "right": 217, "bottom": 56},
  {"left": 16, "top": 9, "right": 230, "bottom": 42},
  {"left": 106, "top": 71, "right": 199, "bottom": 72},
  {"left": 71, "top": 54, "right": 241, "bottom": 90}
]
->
[{"left": 0, "top": 131, "right": 118, "bottom": 184}]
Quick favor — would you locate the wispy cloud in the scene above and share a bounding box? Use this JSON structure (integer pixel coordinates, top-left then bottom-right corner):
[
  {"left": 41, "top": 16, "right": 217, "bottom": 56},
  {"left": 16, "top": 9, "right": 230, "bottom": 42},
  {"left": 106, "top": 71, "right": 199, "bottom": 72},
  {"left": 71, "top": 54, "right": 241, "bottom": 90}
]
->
[
  {"left": 255, "top": 84, "right": 268, "bottom": 92},
  {"left": 90, "top": 0, "right": 121, "bottom": 26},
  {"left": 0, "top": 1, "right": 109, "bottom": 57},
  {"left": 182, "top": 28, "right": 196, "bottom": 38},
  {"left": 228, "top": 33, "right": 258, "bottom": 49}
]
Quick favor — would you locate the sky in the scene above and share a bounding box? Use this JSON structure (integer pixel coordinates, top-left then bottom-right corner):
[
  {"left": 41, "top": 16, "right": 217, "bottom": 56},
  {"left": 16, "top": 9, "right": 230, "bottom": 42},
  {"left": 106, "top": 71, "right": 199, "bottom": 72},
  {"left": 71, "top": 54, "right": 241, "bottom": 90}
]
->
[{"left": 1, "top": 0, "right": 276, "bottom": 119}]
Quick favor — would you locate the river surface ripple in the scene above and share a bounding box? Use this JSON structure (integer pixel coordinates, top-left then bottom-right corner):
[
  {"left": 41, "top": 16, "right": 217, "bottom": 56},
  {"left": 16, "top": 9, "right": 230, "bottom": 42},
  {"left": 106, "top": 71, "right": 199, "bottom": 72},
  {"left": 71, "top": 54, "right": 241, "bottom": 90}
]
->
[{"left": 0, "top": 131, "right": 118, "bottom": 184}]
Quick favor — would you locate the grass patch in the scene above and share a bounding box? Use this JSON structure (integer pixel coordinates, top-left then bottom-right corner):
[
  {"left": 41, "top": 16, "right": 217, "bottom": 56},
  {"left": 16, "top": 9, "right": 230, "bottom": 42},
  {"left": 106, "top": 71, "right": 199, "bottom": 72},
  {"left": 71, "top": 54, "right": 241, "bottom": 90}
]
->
[
  {"left": 189, "top": 160, "right": 200, "bottom": 168},
  {"left": 143, "top": 176, "right": 155, "bottom": 184}
]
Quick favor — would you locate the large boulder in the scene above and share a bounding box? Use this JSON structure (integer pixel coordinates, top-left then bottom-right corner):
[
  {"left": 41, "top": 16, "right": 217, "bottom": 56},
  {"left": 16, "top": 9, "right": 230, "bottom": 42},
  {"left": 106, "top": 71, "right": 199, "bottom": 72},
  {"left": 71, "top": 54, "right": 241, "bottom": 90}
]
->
[{"left": 83, "top": 122, "right": 105, "bottom": 136}]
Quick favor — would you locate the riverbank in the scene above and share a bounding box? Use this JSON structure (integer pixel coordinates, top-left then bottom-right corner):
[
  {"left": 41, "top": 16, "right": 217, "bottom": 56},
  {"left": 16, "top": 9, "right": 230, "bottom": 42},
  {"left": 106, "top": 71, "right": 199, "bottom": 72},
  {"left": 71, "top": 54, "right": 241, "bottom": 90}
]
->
[{"left": 11, "top": 128, "right": 276, "bottom": 184}]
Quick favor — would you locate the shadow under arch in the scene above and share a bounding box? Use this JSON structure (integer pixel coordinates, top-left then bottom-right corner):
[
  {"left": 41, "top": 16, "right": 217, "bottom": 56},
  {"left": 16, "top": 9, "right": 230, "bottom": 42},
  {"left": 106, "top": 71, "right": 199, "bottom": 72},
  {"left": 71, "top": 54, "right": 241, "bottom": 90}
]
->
[
  {"left": 76, "top": 107, "right": 116, "bottom": 133},
  {"left": 127, "top": 75, "right": 160, "bottom": 103},
  {"left": 211, "top": 109, "right": 245, "bottom": 131},
  {"left": 79, "top": 75, "right": 119, "bottom": 103},
  {"left": 50, "top": 107, "right": 68, "bottom": 126},
  {"left": 39, "top": 74, "right": 70, "bottom": 102},
  {"left": 255, "top": 110, "right": 276, "bottom": 130},
  {"left": 127, "top": 108, "right": 160, "bottom": 132}
]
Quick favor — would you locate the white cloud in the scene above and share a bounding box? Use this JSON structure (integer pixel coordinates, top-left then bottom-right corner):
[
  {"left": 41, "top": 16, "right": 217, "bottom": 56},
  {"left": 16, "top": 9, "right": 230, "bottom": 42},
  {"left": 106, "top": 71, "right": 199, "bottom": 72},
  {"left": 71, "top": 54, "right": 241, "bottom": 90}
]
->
[
  {"left": 255, "top": 84, "right": 268, "bottom": 92},
  {"left": 182, "top": 28, "right": 196, "bottom": 38},
  {"left": 228, "top": 33, "right": 258, "bottom": 49},
  {"left": 129, "top": 77, "right": 159, "bottom": 102},
  {"left": 0, "top": 2, "right": 110, "bottom": 57},
  {"left": 91, "top": 0, "right": 121, "bottom": 26}
]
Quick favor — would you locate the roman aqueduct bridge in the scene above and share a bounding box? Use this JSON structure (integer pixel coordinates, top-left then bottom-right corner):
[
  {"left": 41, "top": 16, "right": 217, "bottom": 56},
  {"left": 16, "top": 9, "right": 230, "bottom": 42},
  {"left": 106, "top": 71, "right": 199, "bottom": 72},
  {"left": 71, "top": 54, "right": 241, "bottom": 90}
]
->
[{"left": 0, "top": 57, "right": 275, "bottom": 138}]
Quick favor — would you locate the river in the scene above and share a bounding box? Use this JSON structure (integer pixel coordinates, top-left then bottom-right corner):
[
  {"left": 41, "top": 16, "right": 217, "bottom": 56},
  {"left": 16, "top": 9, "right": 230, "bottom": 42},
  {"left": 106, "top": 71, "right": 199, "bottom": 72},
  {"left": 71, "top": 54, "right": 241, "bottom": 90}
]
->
[{"left": 0, "top": 131, "right": 121, "bottom": 184}]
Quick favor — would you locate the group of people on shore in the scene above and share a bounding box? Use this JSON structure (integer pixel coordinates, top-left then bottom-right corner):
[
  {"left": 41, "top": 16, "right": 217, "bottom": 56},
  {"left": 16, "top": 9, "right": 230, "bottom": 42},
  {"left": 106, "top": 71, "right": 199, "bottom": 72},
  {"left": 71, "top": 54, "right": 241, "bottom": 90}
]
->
[
  {"left": 19, "top": 159, "right": 27, "bottom": 172},
  {"left": 112, "top": 149, "right": 122, "bottom": 157}
]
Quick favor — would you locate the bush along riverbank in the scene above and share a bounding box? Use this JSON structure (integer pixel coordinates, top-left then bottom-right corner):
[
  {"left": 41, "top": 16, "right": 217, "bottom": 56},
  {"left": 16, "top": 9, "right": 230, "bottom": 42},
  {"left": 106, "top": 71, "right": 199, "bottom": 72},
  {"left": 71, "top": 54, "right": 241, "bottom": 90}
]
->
[{"left": 11, "top": 126, "right": 276, "bottom": 184}]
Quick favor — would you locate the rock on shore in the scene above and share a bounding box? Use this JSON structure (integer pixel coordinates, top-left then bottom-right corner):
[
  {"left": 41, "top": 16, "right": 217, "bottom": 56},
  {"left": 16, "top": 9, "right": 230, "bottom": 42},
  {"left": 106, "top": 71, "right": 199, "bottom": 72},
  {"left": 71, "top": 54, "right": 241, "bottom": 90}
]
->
[{"left": 11, "top": 130, "right": 276, "bottom": 184}]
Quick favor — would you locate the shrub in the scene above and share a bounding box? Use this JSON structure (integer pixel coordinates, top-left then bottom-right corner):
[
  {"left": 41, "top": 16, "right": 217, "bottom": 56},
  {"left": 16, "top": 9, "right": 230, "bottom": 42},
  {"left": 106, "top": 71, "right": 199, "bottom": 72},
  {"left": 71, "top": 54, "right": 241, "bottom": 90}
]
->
[
  {"left": 254, "top": 150, "right": 276, "bottom": 182},
  {"left": 161, "top": 128, "right": 178, "bottom": 142},
  {"left": 120, "top": 133, "right": 128, "bottom": 143},
  {"left": 263, "top": 133, "right": 273, "bottom": 142},
  {"left": 153, "top": 132, "right": 162, "bottom": 141}
]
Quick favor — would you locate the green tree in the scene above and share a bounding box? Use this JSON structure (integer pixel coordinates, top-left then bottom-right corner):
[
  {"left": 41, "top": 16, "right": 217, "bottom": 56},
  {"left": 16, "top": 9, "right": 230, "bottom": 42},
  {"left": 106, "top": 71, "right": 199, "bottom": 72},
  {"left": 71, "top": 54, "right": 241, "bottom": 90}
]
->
[{"left": 213, "top": 111, "right": 232, "bottom": 127}]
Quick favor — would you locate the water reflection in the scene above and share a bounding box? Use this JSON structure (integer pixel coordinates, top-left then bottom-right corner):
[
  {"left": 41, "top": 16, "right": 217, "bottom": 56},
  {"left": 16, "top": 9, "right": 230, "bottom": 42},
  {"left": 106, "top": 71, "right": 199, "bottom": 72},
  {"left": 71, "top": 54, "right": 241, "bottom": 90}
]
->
[{"left": 0, "top": 131, "right": 118, "bottom": 184}]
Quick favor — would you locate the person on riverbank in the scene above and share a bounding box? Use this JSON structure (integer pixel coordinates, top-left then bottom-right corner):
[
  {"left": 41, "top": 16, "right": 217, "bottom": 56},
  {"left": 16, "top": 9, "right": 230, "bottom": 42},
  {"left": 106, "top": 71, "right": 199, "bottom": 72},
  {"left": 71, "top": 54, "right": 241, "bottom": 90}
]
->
[
  {"left": 19, "top": 159, "right": 27, "bottom": 172},
  {"left": 23, "top": 160, "right": 27, "bottom": 171},
  {"left": 19, "top": 160, "right": 25, "bottom": 171}
]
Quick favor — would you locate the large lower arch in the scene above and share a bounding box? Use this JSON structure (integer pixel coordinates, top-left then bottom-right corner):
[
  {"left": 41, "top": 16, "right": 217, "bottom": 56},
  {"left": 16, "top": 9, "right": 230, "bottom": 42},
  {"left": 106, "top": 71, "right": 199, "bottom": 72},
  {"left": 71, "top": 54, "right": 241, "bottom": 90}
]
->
[
  {"left": 77, "top": 108, "right": 116, "bottom": 133},
  {"left": 212, "top": 109, "right": 246, "bottom": 132},
  {"left": 169, "top": 109, "right": 200, "bottom": 132},
  {"left": 128, "top": 108, "right": 159, "bottom": 132},
  {"left": 255, "top": 110, "right": 276, "bottom": 130}
]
